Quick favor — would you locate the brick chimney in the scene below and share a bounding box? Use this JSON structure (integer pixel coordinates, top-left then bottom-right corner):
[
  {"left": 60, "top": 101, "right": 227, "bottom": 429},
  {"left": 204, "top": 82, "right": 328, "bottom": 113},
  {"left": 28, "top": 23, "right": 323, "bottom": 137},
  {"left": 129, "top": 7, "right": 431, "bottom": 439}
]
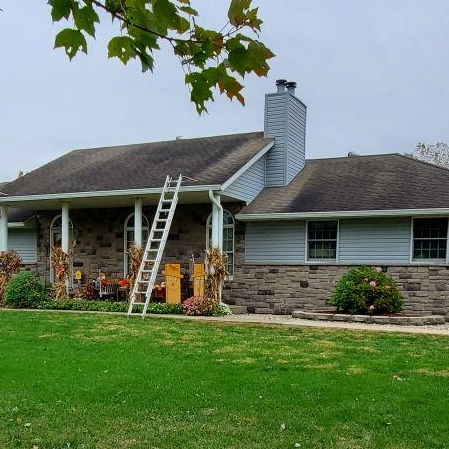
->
[{"left": 264, "top": 79, "right": 307, "bottom": 186}]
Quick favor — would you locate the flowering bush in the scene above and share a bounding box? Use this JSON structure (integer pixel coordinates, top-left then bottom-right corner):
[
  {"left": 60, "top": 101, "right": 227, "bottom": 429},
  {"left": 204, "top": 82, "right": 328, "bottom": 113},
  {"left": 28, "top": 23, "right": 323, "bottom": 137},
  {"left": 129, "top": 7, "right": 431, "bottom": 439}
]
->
[
  {"left": 182, "top": 296, "right": 228, "bottom": 316},
  {"left": 329, "top": 266, "right": 403, "bottom": 315}
]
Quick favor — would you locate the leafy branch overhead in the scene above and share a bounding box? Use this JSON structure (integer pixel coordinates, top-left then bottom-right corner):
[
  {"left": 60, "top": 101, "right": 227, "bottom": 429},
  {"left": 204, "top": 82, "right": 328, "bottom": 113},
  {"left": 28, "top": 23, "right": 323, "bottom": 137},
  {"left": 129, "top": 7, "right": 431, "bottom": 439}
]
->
[{"left": 48, "top": 0, "right": 275, "bottom": 113}]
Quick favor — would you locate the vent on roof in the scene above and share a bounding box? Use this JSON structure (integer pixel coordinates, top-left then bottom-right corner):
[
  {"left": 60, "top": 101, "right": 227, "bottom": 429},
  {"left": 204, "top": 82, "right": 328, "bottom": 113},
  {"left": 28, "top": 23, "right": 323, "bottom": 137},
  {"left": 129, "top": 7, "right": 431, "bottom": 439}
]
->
[
  {"left": 348, "top": 151, "right": 359, "bottom": 157},
  {"left": 175, "top": 136, "right": 184, "bottom": 140}
]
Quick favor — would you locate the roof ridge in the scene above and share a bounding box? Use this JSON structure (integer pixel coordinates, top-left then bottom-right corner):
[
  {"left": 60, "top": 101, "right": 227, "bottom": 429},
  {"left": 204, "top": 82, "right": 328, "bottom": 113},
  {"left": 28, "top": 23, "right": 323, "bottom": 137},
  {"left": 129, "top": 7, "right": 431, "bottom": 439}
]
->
[
  {"left": 305, "top": 153, "right": 401, "bottom": 162},
  {"left": 71, "top": 130, "right": 265, "bottom": 154},
  {"left": 395, "top": 153, "right": 449, "bottom": 173}
]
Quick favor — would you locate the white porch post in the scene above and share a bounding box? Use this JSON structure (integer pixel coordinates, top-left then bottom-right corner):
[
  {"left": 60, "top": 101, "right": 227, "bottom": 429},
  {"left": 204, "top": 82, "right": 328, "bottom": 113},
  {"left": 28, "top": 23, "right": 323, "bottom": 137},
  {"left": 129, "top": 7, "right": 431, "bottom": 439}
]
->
[
  {"left": 134, "top": 198, "right": 143, "bottom": 247},
  {"left": 61, "top": 202, "right": 70, "bottom": 254},
  {"left": 0, "top": 205, "right": 8, "bottom": 252}
]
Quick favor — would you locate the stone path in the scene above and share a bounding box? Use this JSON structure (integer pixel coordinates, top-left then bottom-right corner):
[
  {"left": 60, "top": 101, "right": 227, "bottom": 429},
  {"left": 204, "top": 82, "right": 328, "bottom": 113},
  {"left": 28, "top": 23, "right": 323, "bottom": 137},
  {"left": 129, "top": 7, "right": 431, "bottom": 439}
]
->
[{"left": 160, "top": 313, "right": 449, "bottom": 336}]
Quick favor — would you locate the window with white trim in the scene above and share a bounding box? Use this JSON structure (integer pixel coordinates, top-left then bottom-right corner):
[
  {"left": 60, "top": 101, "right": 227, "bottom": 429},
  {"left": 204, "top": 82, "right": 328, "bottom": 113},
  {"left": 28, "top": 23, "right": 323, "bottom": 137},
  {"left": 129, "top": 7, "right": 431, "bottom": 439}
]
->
[
  {"left": 413, "top": 218, "right": 448, "bottom": 261},
  {"left": 206, "top": 210, "right": 234, "bottom": 276},
  {"left": 124, "top": 213, "right": 150, "bottom": 276},
  {"left": 307, "top": 220, "right": 338, "bottom": 261}
]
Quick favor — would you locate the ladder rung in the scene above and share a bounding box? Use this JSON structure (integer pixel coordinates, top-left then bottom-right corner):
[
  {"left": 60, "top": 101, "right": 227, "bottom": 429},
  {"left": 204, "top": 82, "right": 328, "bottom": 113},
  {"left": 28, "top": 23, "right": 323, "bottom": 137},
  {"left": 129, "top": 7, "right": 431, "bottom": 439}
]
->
[
  {"left": 132, "top": 302, "right": 146, "bottom": 305},
  {"left": 156, "top": 219, "right": 167, "bottom": 222},
  {"left": 160, "top": 208, "right": 171, "bottom": 212}
]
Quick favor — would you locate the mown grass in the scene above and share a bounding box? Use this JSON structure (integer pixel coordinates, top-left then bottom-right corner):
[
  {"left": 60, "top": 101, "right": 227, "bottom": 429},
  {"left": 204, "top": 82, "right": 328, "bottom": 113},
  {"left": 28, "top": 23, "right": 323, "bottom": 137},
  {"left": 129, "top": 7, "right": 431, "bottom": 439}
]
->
[{"left": 0, "top": 311, "right": 448, "bottom": 449}]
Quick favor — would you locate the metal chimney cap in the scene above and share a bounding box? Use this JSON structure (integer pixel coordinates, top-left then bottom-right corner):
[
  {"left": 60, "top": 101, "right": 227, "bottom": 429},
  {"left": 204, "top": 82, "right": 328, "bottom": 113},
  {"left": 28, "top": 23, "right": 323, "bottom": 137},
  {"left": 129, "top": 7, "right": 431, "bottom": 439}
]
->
[
  {"left": 285, "top": 81, "right": 297, "bottom": 88},
  {"left": 276, "top": 79, "right": 287, "bottom": 86}
]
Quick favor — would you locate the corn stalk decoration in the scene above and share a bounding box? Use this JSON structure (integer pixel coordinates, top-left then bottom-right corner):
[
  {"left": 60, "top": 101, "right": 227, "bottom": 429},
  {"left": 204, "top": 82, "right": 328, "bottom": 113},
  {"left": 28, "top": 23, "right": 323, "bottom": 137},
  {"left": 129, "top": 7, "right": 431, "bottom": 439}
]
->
[
  {"left": 205, "top": 247, "right": 228, "bottom": 303},
  {"left": 127, "top": 244, "right": 143, "bottom": 286},
  {"left": 50, "top": 245, "right": 73, "bottom": 299},
  {"left": 0, "top": 250, "right": 22, "bottom": 303}
]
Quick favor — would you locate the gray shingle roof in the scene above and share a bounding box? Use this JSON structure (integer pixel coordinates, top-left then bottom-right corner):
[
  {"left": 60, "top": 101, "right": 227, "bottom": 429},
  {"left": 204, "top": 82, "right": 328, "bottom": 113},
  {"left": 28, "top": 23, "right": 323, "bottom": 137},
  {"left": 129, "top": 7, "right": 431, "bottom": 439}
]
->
[
  {"left": 240, "top": 154, "right": 449, "bottom": 215},
  {"left": 2, "top": 132, "right": 272, "bottom": 196}
]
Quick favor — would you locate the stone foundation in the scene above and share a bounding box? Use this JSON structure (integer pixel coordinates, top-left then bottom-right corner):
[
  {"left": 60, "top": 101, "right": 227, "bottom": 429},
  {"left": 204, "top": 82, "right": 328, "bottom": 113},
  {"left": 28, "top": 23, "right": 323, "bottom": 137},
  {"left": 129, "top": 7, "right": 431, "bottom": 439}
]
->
[{"left": 227, "top": 263, "right": 449, "bottom": 320}]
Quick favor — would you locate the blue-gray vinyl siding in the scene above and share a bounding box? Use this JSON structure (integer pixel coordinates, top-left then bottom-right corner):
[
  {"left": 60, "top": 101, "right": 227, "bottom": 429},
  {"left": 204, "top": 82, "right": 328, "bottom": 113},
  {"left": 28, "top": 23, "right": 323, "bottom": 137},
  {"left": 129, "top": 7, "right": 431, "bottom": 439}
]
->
[
  {"left": 265, "top": 93, "right": 287, "bottom": 187},
  {"left": 244, "top": 218, "right": 412, "bottom": 264},
  {"left": 8, "top": 230, "right": 37, "bottom": 263},
  {"left": 286, "top": 95, "right": 306, "bottom": 184},
  {"left": 264, "top": 92, "right": 307, "bottom": 187},
  {"left": 338, "top": 218, "right": 411, "bottom": 263},
  {"left": 245, "top": 221, "right": 305, "bottom": 263},
  {"left": 222, "top": 156, "right": 266, "bottom": 203}
]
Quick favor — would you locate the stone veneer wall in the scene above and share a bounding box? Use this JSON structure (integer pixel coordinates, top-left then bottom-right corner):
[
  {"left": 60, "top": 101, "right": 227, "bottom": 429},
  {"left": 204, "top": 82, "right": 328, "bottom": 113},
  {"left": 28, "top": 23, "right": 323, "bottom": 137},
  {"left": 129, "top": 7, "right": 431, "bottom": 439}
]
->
[
  {"left": 35, "top": 203, "right": 242, "bottom": 288},
  {"left": 225, "top": 221, "right": 449, "bottom": 319}
]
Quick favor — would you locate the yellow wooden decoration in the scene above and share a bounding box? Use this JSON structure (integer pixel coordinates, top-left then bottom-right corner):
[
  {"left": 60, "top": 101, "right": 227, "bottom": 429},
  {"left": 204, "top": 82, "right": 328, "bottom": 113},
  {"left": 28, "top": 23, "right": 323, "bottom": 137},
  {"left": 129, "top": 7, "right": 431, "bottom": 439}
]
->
[
  {"left": 162, "top": 264, "right": 184, "bottom": 304},
  {"left": 192, "top": 263, "right": 206, "bottom": 297},
  {"left": 74, "top": 270, "right": 83, "bottom": 280}
]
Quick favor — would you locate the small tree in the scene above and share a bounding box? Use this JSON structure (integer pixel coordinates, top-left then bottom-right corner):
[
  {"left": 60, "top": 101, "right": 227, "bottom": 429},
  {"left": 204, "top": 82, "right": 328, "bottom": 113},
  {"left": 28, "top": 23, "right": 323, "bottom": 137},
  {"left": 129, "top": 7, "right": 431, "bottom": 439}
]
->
[{"left": 413, "top": 142, "right": 449, "bottom": 169}]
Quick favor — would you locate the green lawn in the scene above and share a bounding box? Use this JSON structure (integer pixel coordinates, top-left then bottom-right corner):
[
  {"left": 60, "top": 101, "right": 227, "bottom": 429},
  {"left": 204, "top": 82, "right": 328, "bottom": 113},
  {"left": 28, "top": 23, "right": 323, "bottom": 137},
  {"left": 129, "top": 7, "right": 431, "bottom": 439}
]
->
[{"left": 0, "top": 311, "right": 448, "bottom": 449}]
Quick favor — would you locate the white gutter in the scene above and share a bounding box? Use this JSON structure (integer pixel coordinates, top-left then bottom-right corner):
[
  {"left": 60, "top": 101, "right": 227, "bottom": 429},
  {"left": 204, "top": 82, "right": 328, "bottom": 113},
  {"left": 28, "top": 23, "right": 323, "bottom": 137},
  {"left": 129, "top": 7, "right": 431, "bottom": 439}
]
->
[
  {"left": 236, "top": 208, "right": 449, "bottom": 221},
  {"left": 0, "top": 184, "right": 221, "bottom": 204},
  {"left": 221, "top": 140, "right": 274, "bottom": 191}
]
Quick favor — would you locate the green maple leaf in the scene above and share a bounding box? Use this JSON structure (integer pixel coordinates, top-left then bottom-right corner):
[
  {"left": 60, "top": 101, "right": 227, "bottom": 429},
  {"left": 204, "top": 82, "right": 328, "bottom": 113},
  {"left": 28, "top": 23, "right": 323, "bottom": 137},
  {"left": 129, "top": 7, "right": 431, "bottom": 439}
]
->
[
  {"left": 48, "top": 0, "right": 72, "bottom": 22},
  {"left": 54, "top": 28, "right": 87, "bottom": 60},
  {"left": 108, "top": 36, "right": 135, "bottom": 64},
  {"left": 72, "top": 4, "right": 99, "bottom": 37}
]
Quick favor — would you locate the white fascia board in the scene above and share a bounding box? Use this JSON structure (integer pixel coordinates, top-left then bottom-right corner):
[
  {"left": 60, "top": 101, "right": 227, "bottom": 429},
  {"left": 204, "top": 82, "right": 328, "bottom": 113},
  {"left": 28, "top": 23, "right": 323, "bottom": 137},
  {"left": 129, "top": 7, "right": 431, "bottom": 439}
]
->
[
  {"left": 236, "top": 208, "right": 449, "bottom": 221},
  {"left": 0, "top": 184, "right": 221, "bottom": 204},
  {"left": 220, "top": 140, "right": 274, "bottom": 192}
]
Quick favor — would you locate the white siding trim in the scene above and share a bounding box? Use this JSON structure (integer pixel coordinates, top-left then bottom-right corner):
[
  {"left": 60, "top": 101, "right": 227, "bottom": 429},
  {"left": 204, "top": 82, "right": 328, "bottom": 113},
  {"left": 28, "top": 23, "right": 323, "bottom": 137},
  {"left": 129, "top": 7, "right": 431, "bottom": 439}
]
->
[{"left": 237, "top": 208, "right": 449, "bottom": 221}]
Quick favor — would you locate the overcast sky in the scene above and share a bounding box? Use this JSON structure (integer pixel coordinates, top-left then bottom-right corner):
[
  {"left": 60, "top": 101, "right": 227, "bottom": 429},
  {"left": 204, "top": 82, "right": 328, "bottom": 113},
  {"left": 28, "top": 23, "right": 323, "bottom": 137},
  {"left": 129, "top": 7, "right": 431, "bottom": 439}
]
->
[{"left": 1, "top": 0, "right": 448, "bottom": 181}]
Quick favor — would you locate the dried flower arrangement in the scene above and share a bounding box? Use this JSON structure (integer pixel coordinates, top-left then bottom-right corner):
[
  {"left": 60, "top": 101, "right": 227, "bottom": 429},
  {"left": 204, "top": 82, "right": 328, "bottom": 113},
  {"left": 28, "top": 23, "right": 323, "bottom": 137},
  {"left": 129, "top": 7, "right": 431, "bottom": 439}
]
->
[
  {"left": 0, "top": 250, "right": 22, "bottom": 303},
  {"left": 127, "top": 244, "right": 143, "bottom": 285},
  {"left": 50, "top": 245, "right": 73, "bottom": 299},
  {"left": 204, "top": 247, "right": 228, "bottom": 303}
]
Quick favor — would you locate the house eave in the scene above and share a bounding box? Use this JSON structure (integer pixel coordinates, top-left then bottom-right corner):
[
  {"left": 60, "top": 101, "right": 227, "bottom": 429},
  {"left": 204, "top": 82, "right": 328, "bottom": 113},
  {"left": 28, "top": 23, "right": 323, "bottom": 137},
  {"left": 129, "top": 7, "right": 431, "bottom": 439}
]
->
[
  {"left": 236, "top": 208, "right": 449, "bottom": 221},
  {"left": 0, "top": 184, "right": 222, "bottom": 204}
]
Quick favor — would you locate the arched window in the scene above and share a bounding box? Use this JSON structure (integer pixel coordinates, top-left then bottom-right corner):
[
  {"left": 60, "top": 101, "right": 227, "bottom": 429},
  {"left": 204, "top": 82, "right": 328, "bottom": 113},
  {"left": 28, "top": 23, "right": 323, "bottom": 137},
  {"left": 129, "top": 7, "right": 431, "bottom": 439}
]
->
[
  {"left": 50, "top": 214, "right": 74, "bottom": 284},
  {"left": 124, "top": 213, "right": 150, "bottom": 276},
  {"left": 206, "top": 210, "right": 235, "bottom": 276}
]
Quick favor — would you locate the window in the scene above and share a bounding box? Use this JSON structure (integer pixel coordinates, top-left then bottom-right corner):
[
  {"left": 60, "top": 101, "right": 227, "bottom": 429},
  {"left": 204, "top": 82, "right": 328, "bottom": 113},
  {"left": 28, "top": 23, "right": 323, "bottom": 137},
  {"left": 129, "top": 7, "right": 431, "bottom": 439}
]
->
[
  {"left": 206, "top": 210, "right": 234, "bottom": 276},
  {"left": 413, "top": 218, "right": 448, "bottom": 261},
  {"left": 50, "top": 214, "right": 74, "bottom": 284},
  {"left": 124, "top": 213, "right": 150, "bottom": 275},
  {"left": 307, "top": 220, "right": 338, "bottom": 261}
]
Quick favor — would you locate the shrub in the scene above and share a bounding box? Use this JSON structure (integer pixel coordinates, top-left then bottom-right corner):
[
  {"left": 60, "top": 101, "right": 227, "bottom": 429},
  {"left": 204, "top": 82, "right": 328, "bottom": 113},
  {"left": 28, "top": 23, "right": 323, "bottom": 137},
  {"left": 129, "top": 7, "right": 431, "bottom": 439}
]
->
[
  {"left": 4, "top": 272, "right": 47, "bottom": 308},
  {"left": 182, "top": 296, "right": 229, "bottom": 316},
  {"left": 329, "top": 266, "right": 403, "bottom": 315},
  {"left": 37, "top": 299, "right": 184, "bottom": 314}
]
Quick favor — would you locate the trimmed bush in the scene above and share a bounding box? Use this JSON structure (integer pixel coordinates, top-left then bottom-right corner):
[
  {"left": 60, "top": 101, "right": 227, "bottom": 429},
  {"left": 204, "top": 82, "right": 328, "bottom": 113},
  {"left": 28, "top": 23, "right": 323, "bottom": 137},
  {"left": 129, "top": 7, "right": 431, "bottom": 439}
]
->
[
  {"left": 329, "top": 266, "right": 403, "bottom": 315},
  {"left": 4, "top": 272, "right": 47, "bottom": 308}
]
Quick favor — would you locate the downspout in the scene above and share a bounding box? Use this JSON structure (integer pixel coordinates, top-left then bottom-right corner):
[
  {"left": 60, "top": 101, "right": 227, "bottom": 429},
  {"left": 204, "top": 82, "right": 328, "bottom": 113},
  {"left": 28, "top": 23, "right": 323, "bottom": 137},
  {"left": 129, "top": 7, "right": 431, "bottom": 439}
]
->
[
  {"left": 208, "top": 190, "right": 223, "bottom": 249},
  {"left": 208, "top": 190, "right": 224, "bottom": 304}
]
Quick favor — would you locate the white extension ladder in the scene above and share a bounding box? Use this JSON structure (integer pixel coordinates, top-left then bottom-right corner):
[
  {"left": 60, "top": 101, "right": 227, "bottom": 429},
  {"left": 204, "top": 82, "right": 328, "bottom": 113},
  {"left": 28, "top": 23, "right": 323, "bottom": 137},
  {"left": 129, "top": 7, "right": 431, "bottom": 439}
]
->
[{"left": 127, "top": 174, "right": 182, "bottom": 317}]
